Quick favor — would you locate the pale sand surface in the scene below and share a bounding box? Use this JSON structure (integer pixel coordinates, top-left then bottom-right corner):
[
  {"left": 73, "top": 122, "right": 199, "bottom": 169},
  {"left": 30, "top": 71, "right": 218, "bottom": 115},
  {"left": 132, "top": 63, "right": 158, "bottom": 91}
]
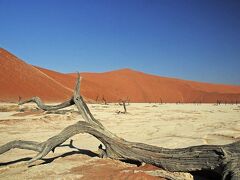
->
[{"left": 0, "top": 103, "right": 239, "bottom": 179}]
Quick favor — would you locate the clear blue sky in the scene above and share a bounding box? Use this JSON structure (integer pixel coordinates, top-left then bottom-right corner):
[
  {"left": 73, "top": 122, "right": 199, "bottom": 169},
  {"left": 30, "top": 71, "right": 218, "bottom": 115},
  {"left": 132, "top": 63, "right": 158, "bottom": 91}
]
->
[{"left": 0, "top": 0, "right": 239, "bottom": 85}]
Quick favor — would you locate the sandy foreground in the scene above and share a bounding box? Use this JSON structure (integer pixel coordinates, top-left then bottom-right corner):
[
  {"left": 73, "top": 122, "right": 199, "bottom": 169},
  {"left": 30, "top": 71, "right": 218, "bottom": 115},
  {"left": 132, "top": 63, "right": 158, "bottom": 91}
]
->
[{"left": 0, "top": 102, "right": 239, "bottom": 179}]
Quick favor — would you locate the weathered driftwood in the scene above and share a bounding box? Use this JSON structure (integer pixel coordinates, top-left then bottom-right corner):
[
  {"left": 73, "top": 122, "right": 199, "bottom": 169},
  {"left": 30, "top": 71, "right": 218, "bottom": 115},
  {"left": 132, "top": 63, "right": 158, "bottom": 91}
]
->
[
  {"left": 1, "top": 74, "right": 240, "bottom": 179},
  {"left": 19, "top": 97, "right": 74, "bottom": 111}
]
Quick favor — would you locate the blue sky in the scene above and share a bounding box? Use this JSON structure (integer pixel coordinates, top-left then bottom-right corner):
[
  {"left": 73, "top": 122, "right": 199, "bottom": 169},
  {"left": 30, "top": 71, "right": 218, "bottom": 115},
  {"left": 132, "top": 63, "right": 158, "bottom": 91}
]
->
[{"left": 0, "top": 0, "right": 239, "bottom": 85}]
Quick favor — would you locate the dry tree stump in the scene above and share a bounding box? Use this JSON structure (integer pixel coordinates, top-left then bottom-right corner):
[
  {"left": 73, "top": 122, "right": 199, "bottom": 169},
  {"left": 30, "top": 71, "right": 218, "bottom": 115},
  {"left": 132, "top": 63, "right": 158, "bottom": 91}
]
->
[
  {"left": 117, "top": 100, "right": 127, "bottom": 114},
  {"left": 0, "top": 74, "right": 239, "bottom": 179}
]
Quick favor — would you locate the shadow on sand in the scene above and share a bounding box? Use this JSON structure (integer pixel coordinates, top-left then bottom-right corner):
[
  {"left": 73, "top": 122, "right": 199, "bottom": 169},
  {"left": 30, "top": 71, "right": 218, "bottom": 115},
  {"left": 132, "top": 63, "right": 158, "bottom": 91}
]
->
[
  {"left": 0, "top": 149, "right": 98, "bottom": 167},
  {"left": 0, "top": 139, "right": 98, "bottom": 167}
]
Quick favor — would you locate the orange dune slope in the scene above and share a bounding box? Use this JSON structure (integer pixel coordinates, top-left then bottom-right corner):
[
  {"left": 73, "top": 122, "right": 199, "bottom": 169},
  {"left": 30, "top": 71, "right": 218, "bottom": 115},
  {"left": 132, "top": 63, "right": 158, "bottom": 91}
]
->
[
  {"left": 0, "top": 48, "right": 240, "bottom": 103},
  {"left": 76, "top": 69, "right": 240, "bottom": 103},
  {"left": 0, "top": 48, "right": 72, "bottom": 102}
]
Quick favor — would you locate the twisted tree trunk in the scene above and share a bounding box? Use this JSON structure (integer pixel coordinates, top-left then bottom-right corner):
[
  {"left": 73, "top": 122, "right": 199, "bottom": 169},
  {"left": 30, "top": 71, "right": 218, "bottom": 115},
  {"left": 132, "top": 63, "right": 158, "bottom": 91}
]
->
[
  {"left": 0, "top": 74, "right": 239, "bottom": 179},
  {"left": 18, "top": 97, "right": 74, "bottom": 111}
]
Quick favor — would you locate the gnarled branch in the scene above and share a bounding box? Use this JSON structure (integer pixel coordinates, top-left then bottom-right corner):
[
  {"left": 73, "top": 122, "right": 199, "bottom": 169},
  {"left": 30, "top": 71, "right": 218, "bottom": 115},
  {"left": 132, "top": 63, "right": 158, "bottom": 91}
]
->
[{"left": 19, "top": 97, "right": 74, "bottom": 111}]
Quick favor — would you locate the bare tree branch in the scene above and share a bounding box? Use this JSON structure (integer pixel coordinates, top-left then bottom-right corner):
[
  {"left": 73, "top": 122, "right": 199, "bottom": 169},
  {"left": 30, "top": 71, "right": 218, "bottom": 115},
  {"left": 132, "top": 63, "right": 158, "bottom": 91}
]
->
[{"left": 19, "top": 97, "right": 74, "bottom": 111}]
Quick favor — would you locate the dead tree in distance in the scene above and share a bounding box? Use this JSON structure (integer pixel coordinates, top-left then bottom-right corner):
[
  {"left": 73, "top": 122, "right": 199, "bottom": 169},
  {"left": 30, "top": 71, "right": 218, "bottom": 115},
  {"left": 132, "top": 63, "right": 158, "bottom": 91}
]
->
[
  {"left": 159, "top": 97, "right": 163, "bottom": 104},
  {"left": 126, "top": 96, "right": 130, "bottom": 105},
  {"left": 95, "top": 95, "right": 99, "bottom": 103},
  {"left": 18, "top": 96, "right": 22, "bottom": 103},
  {"left": 117, "top": 100, "right": 127, "bottom": 114},
  {"left": 102, "top": 96, "right": 107, "bottom": 105},
  {"left": 0, "top": 74, "right": 240, "bottom": 179},
  {"left": 122, "top": 101, "right": 127, "bottom": 113}
]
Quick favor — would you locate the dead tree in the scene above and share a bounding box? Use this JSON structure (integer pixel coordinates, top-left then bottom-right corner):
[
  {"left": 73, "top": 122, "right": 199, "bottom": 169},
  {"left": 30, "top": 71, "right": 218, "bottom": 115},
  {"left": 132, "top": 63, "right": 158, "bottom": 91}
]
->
[
  {"left": 117, "top": 100, "right": 127, "bottom": 114},
  {"left": 0, "top": 74, "right": 240, "bottom": 179},
  {"left": 122, "top": 101, "right": 127, "bottom": 113},
  {"left": 160, "top": 98, "right": 163, "bottom": 104},
  {"left": 102, "top": 96, "right": 107, "bottom": 105},
  {"left": 95, "top": 95, "right": 99, "bottom": 103},
  {"left": 126, "top": 96, "right": 130, "bottom": 105},
  {"left": 18, "top": 96, "right": 22, "bottom": 103}
]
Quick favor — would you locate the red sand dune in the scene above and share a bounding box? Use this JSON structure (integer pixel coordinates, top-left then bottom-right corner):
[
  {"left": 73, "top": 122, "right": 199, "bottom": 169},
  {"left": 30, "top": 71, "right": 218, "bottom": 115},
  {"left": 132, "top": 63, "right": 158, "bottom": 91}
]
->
[
  {"left": 0, "top": 48, "right": 240, "bottom": 103},
  {"left": 0, "top": 48, "right": 72, "bottom": 102}
]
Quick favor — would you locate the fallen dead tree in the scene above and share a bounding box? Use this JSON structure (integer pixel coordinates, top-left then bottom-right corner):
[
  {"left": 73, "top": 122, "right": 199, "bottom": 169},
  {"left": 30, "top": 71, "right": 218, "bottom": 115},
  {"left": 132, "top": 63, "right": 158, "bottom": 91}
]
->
[{"left": 0, "top": 74, "right": 239, "bottom": 179}]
